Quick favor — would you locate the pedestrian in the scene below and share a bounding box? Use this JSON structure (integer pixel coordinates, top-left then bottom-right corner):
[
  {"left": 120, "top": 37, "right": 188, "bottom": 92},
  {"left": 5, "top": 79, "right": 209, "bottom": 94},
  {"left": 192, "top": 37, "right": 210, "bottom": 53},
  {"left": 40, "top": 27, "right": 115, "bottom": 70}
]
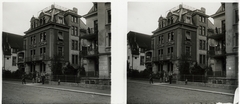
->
[
  {"left": 32, "top": 71, "right": 36, "bottom": 83},
  {"left": 149, "top": 73, "right": 153, "bottom": 84},
  {"left": 41, "top": 72, "right": 45, "bottom": 84},
  {"left": 22, "top": 73, "right": 26, "bottom": 84},
  {"left": 159, "top": 71, "right": 163, "bottom": 83},
  {"left": 169, "top": 72, "right": 173, "bottom": 84}
]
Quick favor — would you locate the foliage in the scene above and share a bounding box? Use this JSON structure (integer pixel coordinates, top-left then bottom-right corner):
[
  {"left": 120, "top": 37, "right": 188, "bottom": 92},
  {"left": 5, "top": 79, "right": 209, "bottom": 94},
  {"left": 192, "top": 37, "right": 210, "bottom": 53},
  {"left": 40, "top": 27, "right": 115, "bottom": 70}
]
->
[
  {"left": 2, "top": 69, "right": 25, "bottom": 79},
  {"left": 51, "top": 54, "right": 63, "bottom": 75},
  {"left": 63, "top": 62, "right": 78, "bottom": 75},
  {"left": 178, "top": 54, "right": 191, "bottom": 75}
]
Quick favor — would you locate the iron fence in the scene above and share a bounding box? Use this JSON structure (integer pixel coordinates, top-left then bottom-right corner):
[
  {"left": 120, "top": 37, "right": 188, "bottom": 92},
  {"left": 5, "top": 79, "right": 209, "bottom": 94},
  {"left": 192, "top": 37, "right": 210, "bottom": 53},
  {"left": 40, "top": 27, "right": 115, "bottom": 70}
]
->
[
  {"left": 177, "top": 74, "right": 238, "bottom": 85},
  {"left": 49, "top": 75, "right": 111, "bottom": 85}
]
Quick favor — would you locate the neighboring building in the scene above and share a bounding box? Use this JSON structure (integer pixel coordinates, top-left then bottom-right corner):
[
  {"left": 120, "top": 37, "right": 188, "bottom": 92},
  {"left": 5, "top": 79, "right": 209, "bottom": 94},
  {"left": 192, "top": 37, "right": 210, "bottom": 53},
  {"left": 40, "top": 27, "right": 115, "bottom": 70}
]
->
[
  {"left": 127, "top": 31, "right": 151, "bottom": 72},
  {"left": 24, "top": 4, "right": 86, "bottom": 75},
  {"left": 208, "top": 3, "right": 238, "bottom": 79},
  {"left": 152, "top": 4, "right": 212, "bottom": 75},
  {"left": 81, "top": 2, "right": 111, "bottom": 78},
  {"left": 2, "top": 32, "right": 23, "bottom": 72}
]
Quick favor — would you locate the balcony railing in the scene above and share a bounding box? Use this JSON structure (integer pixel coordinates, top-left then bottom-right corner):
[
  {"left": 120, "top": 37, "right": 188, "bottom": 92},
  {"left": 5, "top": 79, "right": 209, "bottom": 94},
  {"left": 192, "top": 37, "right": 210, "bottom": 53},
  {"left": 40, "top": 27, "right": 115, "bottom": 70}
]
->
[
  {"left": 80, "top": 28, "right": 98, "bottom": 40},
  {"left": 208, "top": 28, "right": 225, "bottom": 40},
  {"left": 25, "top": 55, "right": 51, "bottom": 62},
  {"left": 145, "top": 58, "right": 152, "bottom": 63},
  {"left": 82, "top": 48, "right": 98, "bottom": 57},
  {"left": 153, "top": 54, "right": 177, "bottom": 62},
  {"left": 209, "top": 48, "right": 226, "bottom": 57}
]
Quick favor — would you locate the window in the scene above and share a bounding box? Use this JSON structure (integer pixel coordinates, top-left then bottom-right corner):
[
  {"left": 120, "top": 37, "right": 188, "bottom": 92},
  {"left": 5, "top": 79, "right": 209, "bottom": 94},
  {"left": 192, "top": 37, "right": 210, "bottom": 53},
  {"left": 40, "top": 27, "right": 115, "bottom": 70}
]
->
[
  {"left": 72, "top": 40, "right": 78, "bottom": 50},
  {"left": 71, "top": 26, "right": 74, "bottom": 35},
  {"left": 72, "top": 55, "right": 75, "bottom": 64},
  {"left": 40, "top": 32, "right": 46, "bottom": 42},
  {"left": 235, "top": 10, "right": 239, "bottom": 23},
  {"left": 140, "top": 48, "right": 145, "bottom": 53},
  {"left": 58, "top": 32, "right": 63, "bottom": 41},
  {"left": 199, "top": 54, "right": 206, "bottom": 64},
  {"left": 200, "top": 16, "right": 205, "bottom": 23},
  {"left": 171, "top": 32, "right": 174, "bottom": 41},
  {"left": 161, "top": 49, "right": 163, "bottom": 56},
  {"left": 59, "top": 17, "right": 63, "bottom": 24},
  {"left": 58, "top": 47, "right": 63, "bottom": 56},
  {"left": 72, "top": 55, "right": 78, "bottom": 64},
  {"left": 186, "top": 31, "right": 191, "bottom": 41},
  {"left": 75, "top": 27, "right": 78, "bottom": 36},
  {"left": 33, "top": 35, "right": 36, "bottom": 43},
  {"left": 199, "top": 40, "right": 206, "bottom": 50},
  {"left": 108, "top": 10, "right": 111, "bottom": 23},
  {"left": 186, "top": 16, "right": 191, "bottom": 23},
  {"left": 40, "top": 47, "right": 46, "bottom": 55},
  {"left": 158, "top": 50, "right": 160, "bottom": 55},
  {"left": 168, "top": 33, "right": 171, "bottom": 42},
  {"left": 108, "top": 33, "right": 111, "bottom": 46},
  {"left": 94, "top": 20, "right": 98, "bottom": 34},
  {"left": 72, "top": 17, "right": 74, "bottom": 22},
  {"left": 12, "top": 56, "right": 16, "bottom": 66},
  {"left": 140, "top": 56, "right": 144, "bottom": 65},
  {"left": 199, "top": 26, "right": 205, "bottom": 35},
  {"left": 235, "top": 33, "right": 238, "bottom": 46},
  {"left": 186, "top": 46, "right": 191, "bottom": 56}
]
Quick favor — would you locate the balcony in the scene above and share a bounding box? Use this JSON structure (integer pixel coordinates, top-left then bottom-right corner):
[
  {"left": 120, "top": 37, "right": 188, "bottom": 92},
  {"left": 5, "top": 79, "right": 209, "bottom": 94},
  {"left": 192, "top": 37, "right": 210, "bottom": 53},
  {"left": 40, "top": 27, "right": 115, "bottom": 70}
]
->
[
  {"left": 25, "top": 55, "right": 51, "bottom": 62},
  {"left": 80, "top": 28, "right": 98, "bottom": 40},
  {"left": 207, "top": 28, "right": 225, "bottom": 40},
  {"left": 208, "top": 48, "right": 226, "bottom": 58},
  {"left": 153, "top": 54, "right": 177, "bottom": 62},
  {"left": 82, "top": 48, "right": 98, "bottom": 58}
]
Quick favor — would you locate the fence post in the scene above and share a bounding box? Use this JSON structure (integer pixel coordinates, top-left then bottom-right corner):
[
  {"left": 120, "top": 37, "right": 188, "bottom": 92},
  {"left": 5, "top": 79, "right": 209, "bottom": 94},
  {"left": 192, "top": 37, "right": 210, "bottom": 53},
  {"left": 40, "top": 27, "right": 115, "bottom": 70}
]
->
[{"left": 192, "top": 75, "right": 194, "bottom": 82}]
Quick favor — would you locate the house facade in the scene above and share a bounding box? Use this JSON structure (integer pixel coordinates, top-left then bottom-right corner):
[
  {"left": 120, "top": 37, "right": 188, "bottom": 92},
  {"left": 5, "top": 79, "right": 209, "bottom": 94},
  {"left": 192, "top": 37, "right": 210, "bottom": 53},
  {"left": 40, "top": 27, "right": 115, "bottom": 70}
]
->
[
  {"left": 208, "top": 3, "right": 238, "bottom": 79},
  {"left": 127, "top": 31, "right": 151, "bottom": 72},
  {"left": 24, "top": 4, "right": 85, "bottom": 75},
  {"left": 2, "top": 32, "right": 23, "bottom": 72},
  {"left": 152, "top": 4, "right": 212, "bottom": 75},
  {"left": 81, "top": 2, "right": 111, "bottom": 78}
]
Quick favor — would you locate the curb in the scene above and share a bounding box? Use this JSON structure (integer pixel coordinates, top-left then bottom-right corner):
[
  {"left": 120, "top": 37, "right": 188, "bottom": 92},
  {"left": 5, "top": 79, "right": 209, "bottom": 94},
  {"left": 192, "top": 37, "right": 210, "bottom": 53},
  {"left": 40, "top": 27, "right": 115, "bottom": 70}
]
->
[
  {"left": 128, "top": 80, "right": 234, "bottom": 96},
  {"left": 4, "top": 81, "right": 111, "bottom": 97}
]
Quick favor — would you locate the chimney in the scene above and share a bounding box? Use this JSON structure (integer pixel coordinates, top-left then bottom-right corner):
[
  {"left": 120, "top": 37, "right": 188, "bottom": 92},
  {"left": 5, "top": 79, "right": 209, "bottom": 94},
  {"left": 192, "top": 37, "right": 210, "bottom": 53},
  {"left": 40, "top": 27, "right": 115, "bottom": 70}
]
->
[
  {"left": 73, "top": 7, "right": 78, "bottom": 13},
  {"left": 179, "top": 4, "right": 183, "bottom": 9},
  {"left": 51, "top": 4, "right": 55, "bottom": 9},
  {"left": 201, "top": 7, "right": 206, "bottom": 14}
]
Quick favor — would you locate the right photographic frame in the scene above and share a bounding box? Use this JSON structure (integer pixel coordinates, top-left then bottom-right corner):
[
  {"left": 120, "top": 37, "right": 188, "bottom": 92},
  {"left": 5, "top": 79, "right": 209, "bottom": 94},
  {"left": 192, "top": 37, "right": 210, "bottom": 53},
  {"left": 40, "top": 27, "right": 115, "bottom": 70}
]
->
[{"left": 127, "top": 2, "right": 239, "bottom": 104}]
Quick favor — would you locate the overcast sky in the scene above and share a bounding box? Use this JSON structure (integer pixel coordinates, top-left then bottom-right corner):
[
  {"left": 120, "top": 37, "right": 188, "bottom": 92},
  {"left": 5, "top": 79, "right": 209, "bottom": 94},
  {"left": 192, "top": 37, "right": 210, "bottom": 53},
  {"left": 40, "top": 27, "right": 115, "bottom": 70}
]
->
[
  {"left": 2, "top": 2, "right": 93, "bottom": 35},
  {"left": 128, "top": 2, "right": 224, "bottom": 35}
]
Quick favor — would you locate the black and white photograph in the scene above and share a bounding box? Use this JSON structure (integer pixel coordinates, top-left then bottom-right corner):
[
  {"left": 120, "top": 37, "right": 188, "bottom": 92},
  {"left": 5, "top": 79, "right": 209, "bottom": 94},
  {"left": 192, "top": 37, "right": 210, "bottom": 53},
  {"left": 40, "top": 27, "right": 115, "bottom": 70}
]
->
[
  {"left": 127, "top": 2, "right": 239, "bottom": 104},
  {"left": 2, "top": 2, "right": 111, "bottom": 103}
]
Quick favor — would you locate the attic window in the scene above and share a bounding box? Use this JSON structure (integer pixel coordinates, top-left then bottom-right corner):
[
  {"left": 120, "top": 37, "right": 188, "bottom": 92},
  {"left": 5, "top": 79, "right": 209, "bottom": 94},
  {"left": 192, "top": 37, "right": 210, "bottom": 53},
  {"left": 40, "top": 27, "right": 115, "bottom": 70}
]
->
[
  {"left": 186, "top": 16, "right": 191, "bottom": 23},
  {"left": 59, "top": 17, "right": 63, "bottom": 24}
]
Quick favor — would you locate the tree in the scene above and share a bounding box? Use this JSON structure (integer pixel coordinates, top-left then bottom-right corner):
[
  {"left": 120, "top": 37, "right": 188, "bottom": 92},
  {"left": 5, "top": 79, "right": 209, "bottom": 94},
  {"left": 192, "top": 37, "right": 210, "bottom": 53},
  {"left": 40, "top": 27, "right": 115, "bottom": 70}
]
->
[
  {"left": 51, "top": 54, "right": 63, "bottom": 75},
  {"left": 178, "top": 54, "right": 191, "bottom": 75}
]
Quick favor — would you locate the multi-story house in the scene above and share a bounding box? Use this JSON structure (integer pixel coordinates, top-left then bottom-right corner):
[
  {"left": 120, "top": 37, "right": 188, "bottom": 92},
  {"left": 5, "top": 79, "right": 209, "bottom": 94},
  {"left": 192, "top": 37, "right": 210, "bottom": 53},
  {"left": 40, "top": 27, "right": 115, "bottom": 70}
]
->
[
  {"left": 81, "top": 2, "right": 111, "bottom": 78},
  {"left": 208, "top": 3, "right": 238, "bottom": 79},
  {"left": 127, "top": 31, "right": 151, "bottom": 72},
  {"left": 2, "top": 32, "right": 23, "bottom": 72},
  {"left": 24, "top": 4, "right": 86, "bottom": 75},
  {"left": 152, "top": 4, "right": 213, "bottom": 75}
]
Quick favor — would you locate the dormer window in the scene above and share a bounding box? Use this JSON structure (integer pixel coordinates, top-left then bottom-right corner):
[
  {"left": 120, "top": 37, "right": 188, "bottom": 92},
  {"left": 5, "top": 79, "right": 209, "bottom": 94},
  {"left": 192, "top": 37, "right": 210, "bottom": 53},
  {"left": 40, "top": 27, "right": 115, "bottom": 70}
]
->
[
  {"left": 59, "top": 17, "right": 63, "bottom": 24},
  {"left": 186, "top": 16, "right": 191, "bottom": 23}
]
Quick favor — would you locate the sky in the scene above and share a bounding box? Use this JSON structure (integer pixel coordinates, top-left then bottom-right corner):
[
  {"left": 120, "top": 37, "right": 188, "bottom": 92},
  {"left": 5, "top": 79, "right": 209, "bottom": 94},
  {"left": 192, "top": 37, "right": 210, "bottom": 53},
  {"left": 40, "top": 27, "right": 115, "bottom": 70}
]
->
[
  {"left": 128, "top": 2, "right": 223, "bottom": 35},
  {"left": 2, "top": 2, "right": 93, "bottom": 35}
]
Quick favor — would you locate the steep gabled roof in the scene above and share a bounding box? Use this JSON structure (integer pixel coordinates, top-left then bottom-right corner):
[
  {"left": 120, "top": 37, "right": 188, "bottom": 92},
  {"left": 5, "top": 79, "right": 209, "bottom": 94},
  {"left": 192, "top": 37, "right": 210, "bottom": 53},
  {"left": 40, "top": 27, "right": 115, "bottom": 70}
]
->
[
  {"left": 2, "top": 32, "right": 24, "bottom": 55},
  {"left": 127, "top": 31, "right": 152, "bottom": 55}
]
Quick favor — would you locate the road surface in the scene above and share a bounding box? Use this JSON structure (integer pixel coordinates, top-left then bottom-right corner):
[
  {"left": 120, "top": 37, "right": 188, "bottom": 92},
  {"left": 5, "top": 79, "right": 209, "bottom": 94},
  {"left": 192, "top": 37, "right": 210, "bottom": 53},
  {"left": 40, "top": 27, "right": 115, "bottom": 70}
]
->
[
  {"left": 2, "top": 81, "right": 110, "bottom": 104},
  {"left": 127, "top": 80, "right": 234, "bottom": 104}
]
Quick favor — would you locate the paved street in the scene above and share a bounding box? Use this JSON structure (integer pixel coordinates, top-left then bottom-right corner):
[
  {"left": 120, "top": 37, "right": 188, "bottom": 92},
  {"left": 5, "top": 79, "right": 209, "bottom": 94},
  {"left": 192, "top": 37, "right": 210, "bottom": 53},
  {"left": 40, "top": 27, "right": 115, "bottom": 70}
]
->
[
  {"left": 127, "top": 80, "right": 234, "bottom": 104},
  {"left": 2, "top": 81, "right": 110, "bottom": 104}
]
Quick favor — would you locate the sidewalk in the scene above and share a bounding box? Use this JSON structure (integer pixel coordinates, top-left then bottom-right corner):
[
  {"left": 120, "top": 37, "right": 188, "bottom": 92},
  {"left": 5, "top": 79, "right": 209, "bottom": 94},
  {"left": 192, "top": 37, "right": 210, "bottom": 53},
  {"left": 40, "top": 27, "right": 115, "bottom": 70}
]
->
[
  {"left": 3, "top": 80, "right": 110, "bottom": 96},
  {"left": 128, "top": 79, "right": 236, "bottom": 96}
]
